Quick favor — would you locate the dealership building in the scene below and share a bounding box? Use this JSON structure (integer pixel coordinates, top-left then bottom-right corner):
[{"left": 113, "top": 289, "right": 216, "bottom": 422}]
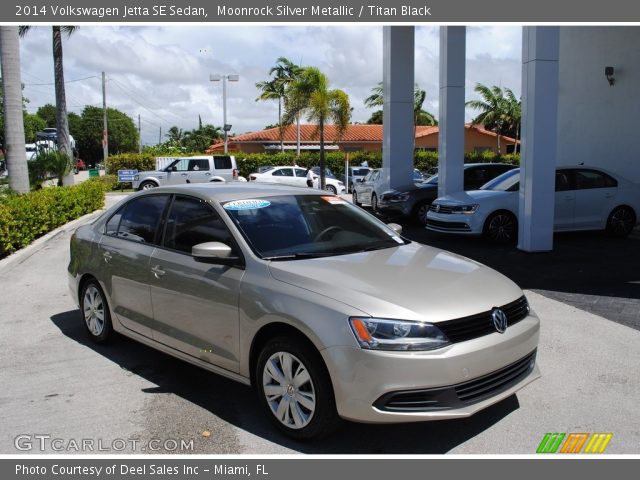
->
[{"left": 379, "top": 26, "right": 639, "bottom": 252}]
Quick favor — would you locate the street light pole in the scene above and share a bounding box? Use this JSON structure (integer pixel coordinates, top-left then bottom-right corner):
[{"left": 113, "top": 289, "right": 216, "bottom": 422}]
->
[{"left": 210, "top": 73, "right": 239, "bottom": 154}]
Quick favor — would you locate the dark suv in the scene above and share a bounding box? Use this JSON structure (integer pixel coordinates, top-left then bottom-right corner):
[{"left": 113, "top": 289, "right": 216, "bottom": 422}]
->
[{"left": 378, "top": 163, "right": 516, "bottom": 224}]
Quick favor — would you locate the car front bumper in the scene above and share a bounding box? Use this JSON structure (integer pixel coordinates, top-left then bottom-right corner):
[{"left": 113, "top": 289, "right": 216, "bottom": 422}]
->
[
  {"left": 376, "top": 199, "right": 412, "bottom": 217},
  {"left": 321, "top": 313, "right": 540, "bottom": 423},
  {"left": 426, "top": 210, "right": 486, "bottom": 235}
]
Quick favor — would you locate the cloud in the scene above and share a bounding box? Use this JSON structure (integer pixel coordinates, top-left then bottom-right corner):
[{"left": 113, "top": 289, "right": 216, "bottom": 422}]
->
[{"left": 18, "top": 25, "right": 522, "bottom": 146}]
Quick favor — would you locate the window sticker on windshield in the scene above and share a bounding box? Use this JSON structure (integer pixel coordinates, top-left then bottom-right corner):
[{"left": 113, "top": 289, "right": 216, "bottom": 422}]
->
[
  {"left": 321, "top": 196, "right": 346, "bottom": 205},
  {"left": 223, "top": 199, "right": 271, "bottom": 210}
]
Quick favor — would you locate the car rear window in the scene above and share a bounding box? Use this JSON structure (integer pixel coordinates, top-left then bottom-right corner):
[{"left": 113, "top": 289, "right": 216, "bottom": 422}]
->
[{"left": 214, "top": 156, "right": 232, "bottom": 170}]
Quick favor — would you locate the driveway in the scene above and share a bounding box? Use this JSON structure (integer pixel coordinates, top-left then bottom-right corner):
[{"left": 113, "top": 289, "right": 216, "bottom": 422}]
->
[{"left": 1, "top": 194, "right": 639, "bottom": 454}]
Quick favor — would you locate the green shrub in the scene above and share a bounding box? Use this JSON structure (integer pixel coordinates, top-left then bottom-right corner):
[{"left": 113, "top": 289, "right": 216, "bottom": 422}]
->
[
  {"left": 0, "top": 179, "right": 108, "bottom": 257},
  {"left": 105, "top": 152, "right": 156, "bottom": 175}
]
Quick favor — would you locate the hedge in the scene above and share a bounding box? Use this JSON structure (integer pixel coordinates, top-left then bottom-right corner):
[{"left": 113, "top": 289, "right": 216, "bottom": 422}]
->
[
  {"left": 0, "top": 179, "right": 109, "bottom": 257},
  {"left": 102, "top": 150, "right": 521, "bottom": 180}
]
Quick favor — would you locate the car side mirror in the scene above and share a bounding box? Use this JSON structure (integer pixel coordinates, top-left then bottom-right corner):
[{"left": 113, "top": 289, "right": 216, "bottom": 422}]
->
[
  {"left": 165, "top": 166, "right": 177, "bottom": 172},
  {"left": 357, "top": 178, "right": 365, "bottom": 183},
  {"left": 387, "top": 223, "right": 403, "bottom": 236},
  {"left": 192, "top": 242, "right": 240, "bottom": 265}
]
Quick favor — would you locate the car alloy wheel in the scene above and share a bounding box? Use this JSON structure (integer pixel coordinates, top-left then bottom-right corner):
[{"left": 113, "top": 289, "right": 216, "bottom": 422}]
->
[
  {"left": 607, "top": 206, "right": 636, "bottom": 237},
  {"left": 371, "top": 193, "right": 378, "bottom": 212},
  {"left": 140, "top": 181, "right": 157, "bottom": 190},
  {"left": 485, "top": 211, "right": 517, "bottom": 243},
  {"left": 352, "top": 191, "right": 361, "bottom": 207},
  {"left": 256, "top": 337, "right": 339, "bottom": 440},
  {"left": 324, "top": 184, "right": 337, "bottom": 194},
  {"left": 415, "top": 202, "right": 431, "bottom": 225},
  {"left": 80, "top": 281, "right": 113, "bottom": 343}
]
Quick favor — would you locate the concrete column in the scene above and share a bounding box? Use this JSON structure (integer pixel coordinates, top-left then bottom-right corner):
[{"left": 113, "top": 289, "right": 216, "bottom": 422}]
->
[
  {"left": 438, "top": 26, "right": 466, "bottom": 197},
  {"left": 383, "top": 26, "right": 415, "bottom": 192},
  {"left": 518, "top": 27, "right": 559, "bottom": 252}
]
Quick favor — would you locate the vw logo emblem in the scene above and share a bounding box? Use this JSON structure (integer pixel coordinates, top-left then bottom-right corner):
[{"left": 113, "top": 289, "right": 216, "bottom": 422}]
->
[
  {"left": 491, "top": 308, "right": 508, "bottom": 333},
  {"left": 435, "top": 204, "right": 441, "bottom": 212}
]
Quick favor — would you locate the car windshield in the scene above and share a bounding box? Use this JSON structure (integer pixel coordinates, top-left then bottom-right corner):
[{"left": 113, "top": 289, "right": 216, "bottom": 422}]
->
[
  {"left": 312, "top": 167, "right": 336, "bottom": 179},
  {"left": 480, "top": 168, "right": 521, "bottom": 191},
  {"left": 425, "top": 174, "right": 439, "bottom": 185},
  {"left": 222, "top": 195, "right": 406, "bottom": 260}
]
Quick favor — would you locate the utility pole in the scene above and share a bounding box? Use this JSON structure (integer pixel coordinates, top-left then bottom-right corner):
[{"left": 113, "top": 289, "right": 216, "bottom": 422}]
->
[
  {"left": 210, "top": 74, "right": 239, "bottom": 154},
  {"left": 138, "top": 114, "right": 142, "bottom": 153},
  {"left": 102, "top": 71, "right": 108, "bottom": 162},
  {"left": 159, "top": 126, "right": 162, "bottom": 145}
]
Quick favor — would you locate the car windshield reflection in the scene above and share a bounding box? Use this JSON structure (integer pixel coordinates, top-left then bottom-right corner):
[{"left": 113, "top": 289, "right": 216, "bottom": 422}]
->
[{"left": 222, "top": 195, "right": 406, "bottom": 259}]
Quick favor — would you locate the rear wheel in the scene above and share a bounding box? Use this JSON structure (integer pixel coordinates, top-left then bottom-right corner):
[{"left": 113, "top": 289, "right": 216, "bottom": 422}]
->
[
  {"left": 324, "top": 184, "right": 337, "bottom": 195},
  {"left": 256, "top": 337, "right": 339, "bottom": 440},
  {"left": 139, "top": 181, "right": 157, "bottom": 191},
  {"left": 484, "top": 211, "right": 518, "bottom": 243},
  {"left": 606, "top": 206, "right": 636, "bottom": 237},
  {"left": 80, "top": 280, "right": 113, "bottom": 343}
]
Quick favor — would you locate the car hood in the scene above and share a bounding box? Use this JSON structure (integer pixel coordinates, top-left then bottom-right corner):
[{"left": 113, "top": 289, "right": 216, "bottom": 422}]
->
[
  {"left": 268, "top": 242, "right": 523, "bottom": 322},
  {"left": 435, "top": 189, "right": 512, "bottom": 205}
]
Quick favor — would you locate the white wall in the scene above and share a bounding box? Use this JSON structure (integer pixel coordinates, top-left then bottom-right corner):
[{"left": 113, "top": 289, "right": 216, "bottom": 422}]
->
[{"left": 557, "top": 27, "right": 640, "bottom": 183}]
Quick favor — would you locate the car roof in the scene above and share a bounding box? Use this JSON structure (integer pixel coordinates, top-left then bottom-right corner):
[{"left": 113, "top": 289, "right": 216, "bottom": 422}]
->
[{"left": 141, "top": 182, "right": 327, "bottom": 202}]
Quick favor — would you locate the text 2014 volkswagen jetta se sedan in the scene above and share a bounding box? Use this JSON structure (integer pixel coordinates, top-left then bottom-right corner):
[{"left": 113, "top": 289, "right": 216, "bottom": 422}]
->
[{"left": 69, "top": 183, "right": 540, "bottom": 440}]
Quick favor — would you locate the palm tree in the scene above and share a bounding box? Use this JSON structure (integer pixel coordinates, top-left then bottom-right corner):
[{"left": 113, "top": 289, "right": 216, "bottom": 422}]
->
[
  {"left": 165, "top": 126, "right": 184, "bottom": 142},
  {"left": 466, "top": 83, "right": 521, "bottom": 154},
  {"left": 282, "top": 67, "right": 351, "bottom": 189},
  {"left": 255, "top": 78, "right": 285, "bottom": 151},
  {"left": 271, "top": 57, "right": 303, "bottom": 156},
  {"left": 364, "top": 82, "right": 437, "bottom": 127},
  {"left": 19, "top": 26, "right": 77, "bottom": 183},
  {"left": 0, "top": 26, "right": 29, "bottom": 193}
]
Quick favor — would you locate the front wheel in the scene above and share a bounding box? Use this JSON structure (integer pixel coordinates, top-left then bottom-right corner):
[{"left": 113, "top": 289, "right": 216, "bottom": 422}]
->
[
  {"left": 256, "top": 337, "right": 339, "bottom": 440},
  {"left": 352, "top": 190, "right": 362, "bottom": 207},
  {"left": 371, "top": 193, "right": 378, "bottom": 212},
  {"left": 606, "top": 206, "right": 636, "bottom": 237},
  {"left": 413, "top": 201, "right": 432, "bottom": 226},
  {"left": 80, "top": 280, "right": 113, "bottom": 343},
  {"left": 483, "top": 211, "right": 518, "bottom": 243}
]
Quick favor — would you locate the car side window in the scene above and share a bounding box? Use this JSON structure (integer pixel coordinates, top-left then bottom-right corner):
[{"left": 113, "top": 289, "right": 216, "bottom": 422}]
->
[
  {"left": 163, "top": 196, "right": 233, "bottom": 255},
  {"left": 295, "top": 168, "right": 308, "bottom": 177},
  {"left": 188, "top": 159, "right": 209, "bottom": 171},
  {"left": 106, "top": 195, "right": 169, "bottom": 244},
  {"left": 575, "top": 169, "right": 618, "bottom": 190},
  {"left": 272, "top": 168, "right": 293, "bottom": 177},
  {"left": 213, "top": 156, "right": 232, "bottom": 170},
  {"left": 555, "top": 171, "right": 575, "bottom": 192}
]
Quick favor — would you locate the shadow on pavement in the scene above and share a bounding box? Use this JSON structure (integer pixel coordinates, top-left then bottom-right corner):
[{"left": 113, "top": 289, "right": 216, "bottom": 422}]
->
[{"left": 51, "top": 310, "right": 519, "bottom": 454}]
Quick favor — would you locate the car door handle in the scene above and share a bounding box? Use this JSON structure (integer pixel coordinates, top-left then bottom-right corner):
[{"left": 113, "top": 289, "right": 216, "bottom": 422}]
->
[
  {"left": 151, "top": 265, "right": 166, "bottom": 278},
  {"left": 604, "top": 193, "right": 614, "bottom": 198},
  {"left": 102, "top": 251, "right": 112, "bottom": 262},
  {"left": 181, "top": 173, "right": 188, "bottom": 176},
  {"left": 204, "top": 172, "right": 211, "bottom": 176}
]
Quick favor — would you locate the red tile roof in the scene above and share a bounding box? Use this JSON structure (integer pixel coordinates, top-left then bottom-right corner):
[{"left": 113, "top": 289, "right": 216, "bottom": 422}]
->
[{"left": 207, "top": 123, "right": 517, "bottom": 152}]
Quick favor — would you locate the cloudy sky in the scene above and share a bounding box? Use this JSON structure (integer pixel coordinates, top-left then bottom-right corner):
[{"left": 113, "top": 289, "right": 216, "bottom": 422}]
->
[{"left": 18, "top": 26, "right": 522, "bottom": 146}]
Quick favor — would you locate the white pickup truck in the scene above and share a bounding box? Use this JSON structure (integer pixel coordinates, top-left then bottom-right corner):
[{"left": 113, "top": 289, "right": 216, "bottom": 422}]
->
[{"left": 132, "top": 156, "right": 240, "bottom": 190}]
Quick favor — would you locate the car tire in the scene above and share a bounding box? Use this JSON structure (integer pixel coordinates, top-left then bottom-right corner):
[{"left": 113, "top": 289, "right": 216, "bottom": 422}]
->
[
  {"left": 255, "top": 336, "right": 340, "bottom": 441},
  {"left": 324, "top": 184, "right": 337, "bottom": 195},
  {"left": 606, "top": 206, "right": 636, "bottom": 237},
  {"left": 139, "top": 181, "right": 157, "bottom": 191},
  {"left": 413, "top": 201, "right": 432, "bottom": 226},
  {"left": 371, "top": 193, "right": 378, "bottom": 212},
  {"left": 352, "top": 190, "right": 362, "bottom": 207},
  {"left": 80, "top": 280, "right": 113, "bottom": 344},
  {"left": 483, "top": 211, "right": 518, "bottom": 243}
]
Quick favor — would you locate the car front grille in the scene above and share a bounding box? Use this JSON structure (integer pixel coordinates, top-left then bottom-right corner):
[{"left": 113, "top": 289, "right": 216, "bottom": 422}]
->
[
  {"left": 426, "top": 219, "right": 471, "bottom": 231},
  {"left": 429, "top": 204, "right": 456, "bottom": 214},
  {"left": 374, "top": 349, "right": 537, "bottom": 412},
  {"left": 437, "top": 295, "right": 530, "bottom": 343}
]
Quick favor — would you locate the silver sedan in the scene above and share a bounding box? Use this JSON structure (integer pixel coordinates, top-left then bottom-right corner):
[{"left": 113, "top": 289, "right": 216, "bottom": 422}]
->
[{"left": 68, "top": 183, "right": 540, "bottom": 440}]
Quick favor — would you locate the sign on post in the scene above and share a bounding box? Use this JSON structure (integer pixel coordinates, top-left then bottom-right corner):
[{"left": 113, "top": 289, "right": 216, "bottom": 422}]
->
[{"left": 117, "top": 169, "right": 138, "bottom": 182}]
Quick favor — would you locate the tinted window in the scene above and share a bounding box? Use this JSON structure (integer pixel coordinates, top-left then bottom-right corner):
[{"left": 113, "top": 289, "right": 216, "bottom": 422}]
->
[
  {"left": 555, "top": 171, "right": 573, "bottom": 192},
  {"left": 575, "top": 169, "right": 618, "bottom": 190},
  {"left": 295, "top": 168, "right": 308, "bottom": 178},
  {"left": 352, "top": 168, "right": 370, "bottom": 176},
  {"left": 163, "top": 196, "right": 232, "bottom": 254},
  {"left": 108, "top": 195, "right": 168, "bottom": 244},
  {"left": 188, "top": 159, "right": 209, "bottom": 171},
  {"left": 214, "top": 156, "right": 232, "bottom": 170},
  {"left": 272, "top": 168, "right": 293, "bottom": 177}
]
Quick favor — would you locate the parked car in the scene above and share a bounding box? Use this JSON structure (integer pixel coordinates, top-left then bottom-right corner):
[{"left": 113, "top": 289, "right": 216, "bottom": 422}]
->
[
  {"left": 25, "top": 143, "right": 38, "bottom": 161},
  {"left": 427, "top": 166, "right": 640, "bottom": 242},
  {"left": 69, "top": 183, "right": 540, "bottom": 440},
  {"left": 248, "top": 166, "right": 346, "bottom": 194},
  {"left": 378, "top": 163, "right": 517, "bottom": 225},
  {"left": 132, "top": 156, "right": 239, "bottom": 190},
  {"left": 346, "top": 166, "right": 371, "bottom": 192},
  {"left": 351, "top": 168, "right": 385, "bottom": 210}
]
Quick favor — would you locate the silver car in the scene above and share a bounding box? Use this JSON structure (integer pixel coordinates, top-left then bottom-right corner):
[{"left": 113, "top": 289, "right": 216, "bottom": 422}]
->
[{"left": 68, "top": 184, "right": 540, "bottom": 440}]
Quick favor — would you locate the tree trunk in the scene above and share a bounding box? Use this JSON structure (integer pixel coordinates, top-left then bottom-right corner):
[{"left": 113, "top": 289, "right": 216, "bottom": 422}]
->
[
  {"left": 52, "top": 26, "right": 73, "bottom": 185},
  {"left": 319, "top": 117, "right": 326, "bottom": 190},
  {"left": 278, "top": 96, "right": 284, "bottom": 153},
  {"left": 296, "top": 114, "right": 301, "bottom": 157},
  {"left": 0, "top": 26, "right": 29, "bottom": 193}
]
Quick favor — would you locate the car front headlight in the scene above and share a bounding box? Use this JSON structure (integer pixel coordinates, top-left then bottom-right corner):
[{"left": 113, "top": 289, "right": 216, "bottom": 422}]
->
[
  {"left": 385, "top": 192, "right": 410, "bottom": 203},
  {"left": 451, "top": 204, "right": 479, "bottom": 214},
  {"left": 349, "top": 317, "right": 450, "bottom": 351},
  {"left": 338, "top": 181, "right": 344, "bottom": 186}
]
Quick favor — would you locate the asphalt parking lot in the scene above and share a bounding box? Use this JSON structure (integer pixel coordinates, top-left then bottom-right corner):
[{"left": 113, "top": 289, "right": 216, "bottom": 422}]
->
[{"left": 0, "top": 193, "right": 639, "bottom": 454}]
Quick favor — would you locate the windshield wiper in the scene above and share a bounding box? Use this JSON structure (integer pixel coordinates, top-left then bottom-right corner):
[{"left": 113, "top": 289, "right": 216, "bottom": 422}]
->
[{"left": 263, "top": 252, "right": 338, "bottom": 261}]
